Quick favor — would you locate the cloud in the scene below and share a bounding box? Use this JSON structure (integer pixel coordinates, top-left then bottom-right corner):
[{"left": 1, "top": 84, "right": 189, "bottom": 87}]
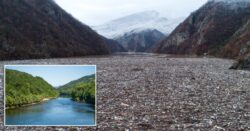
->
[{"left": 55, "top": 0, "right": 207, "bottom": 26}]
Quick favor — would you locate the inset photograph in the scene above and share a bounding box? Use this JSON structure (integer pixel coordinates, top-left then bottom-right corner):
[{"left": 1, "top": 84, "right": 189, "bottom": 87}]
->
[{"left": 4, "top": 65, "right": 96, "bottom": 126}]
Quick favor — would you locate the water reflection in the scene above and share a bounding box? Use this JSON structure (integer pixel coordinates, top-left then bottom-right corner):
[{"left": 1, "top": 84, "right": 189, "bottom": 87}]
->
[{"left": 6, "top": 97, "right": 95, "bottom": 125}]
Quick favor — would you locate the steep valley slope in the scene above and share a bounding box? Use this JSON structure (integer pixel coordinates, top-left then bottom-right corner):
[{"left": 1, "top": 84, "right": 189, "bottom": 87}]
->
[
  {"left": 0, "top": 0, "right": 111, "bottom": 60},
  {"left": 154, "top": 0, "right": 250, "bottom": 59}
]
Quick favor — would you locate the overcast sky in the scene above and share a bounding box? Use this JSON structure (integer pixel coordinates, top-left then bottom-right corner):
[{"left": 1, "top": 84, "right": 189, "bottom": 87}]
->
[{"left": 55, "top": 0, "right": 207, "bottom": 26}]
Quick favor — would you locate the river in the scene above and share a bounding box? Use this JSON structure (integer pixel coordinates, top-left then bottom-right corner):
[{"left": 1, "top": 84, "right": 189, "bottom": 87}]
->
[{"left": 5, "top": 97, "right": 95, "bottom": 125}]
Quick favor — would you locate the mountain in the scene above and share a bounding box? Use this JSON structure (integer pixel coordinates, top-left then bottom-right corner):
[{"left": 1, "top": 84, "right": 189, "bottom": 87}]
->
[
  {"left": 93, "top": 11, "right": 181, "bottom": 52},
  {"left": 221, "top": 18, "right": 250, "bottom": 59},
  {"left": 58, "top": 74, "right": 95, "bottom": 93},
  {"left": 154, "top": 0, "right": 250, "bottom": 57},
  {"left": 93, "top": 11, "right": 184, "bottom": 38},
  {"left": 5, "top": 69, "right": 58, "bottom": 108},
  {"left": 115, "top": 29, "right": 165, "bottom": 52},
  {"left": 209, "top": 0, "right": 250, "bottom": 2},
  {"left": 57, "top": 74, "right": 95, "bottom": 104},
  {"left": 0, "top": 0, "right": 110, "bottom": 60},
  {"left": 104, "top": 38, "right": 127, "bottom": 52},
  {"left": 229, "top": 18, "right": 250, "bottom": 70}
]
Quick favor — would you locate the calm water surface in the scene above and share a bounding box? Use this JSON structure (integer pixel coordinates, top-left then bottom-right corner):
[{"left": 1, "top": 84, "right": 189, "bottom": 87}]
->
[{"left": 6, "top": 97, "right": 95, "bottom": 125}]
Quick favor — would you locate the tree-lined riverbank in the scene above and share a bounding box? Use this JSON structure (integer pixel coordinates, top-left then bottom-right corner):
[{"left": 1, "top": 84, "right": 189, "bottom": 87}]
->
[
  {"left": 5, "top": 69, "right": 59, "bottom": 108},
  {"left": 57, "top": 74, "right": 96, "bottom": 105},
  {"left": 5, "top": 69, "right": 96, "bottom": 109}
]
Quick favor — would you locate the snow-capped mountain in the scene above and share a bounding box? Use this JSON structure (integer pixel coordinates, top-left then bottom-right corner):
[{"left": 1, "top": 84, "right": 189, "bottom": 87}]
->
[{"left": 93, "top": 11, "right": 184, "bottom": 39}]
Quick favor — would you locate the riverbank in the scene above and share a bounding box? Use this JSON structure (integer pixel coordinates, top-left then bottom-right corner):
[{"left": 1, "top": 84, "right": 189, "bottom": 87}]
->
[
  {"left": 59, "top": 95, "right": 96, "bottom": 106},
  {"left": 6, "top": 97, "right": 57, "bottom": 109}
]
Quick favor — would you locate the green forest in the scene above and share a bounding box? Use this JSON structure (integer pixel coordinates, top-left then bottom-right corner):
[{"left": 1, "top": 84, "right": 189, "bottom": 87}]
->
[
  {"left": 5, "top": 69, "right": 59, "bottom": 108},
  {"left": 58, "top": 74, "right": 96, "bottom": 105},
  {"left": 5, "top": 69, "right": 96, "bottom": 108}
]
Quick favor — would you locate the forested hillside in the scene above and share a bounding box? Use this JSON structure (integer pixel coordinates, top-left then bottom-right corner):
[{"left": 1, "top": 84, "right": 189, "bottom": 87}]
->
[
  {"left": 5, "top": 69, "right": 59, "bottom": 108},
  {"left": 154, "top": 0, "right": 250, "bottom": 58},
  {"left": 58, "top": 74, "right": 95, "bottom": 105},
  {"left": 0, "top": 0, "right": 110, "bottom": 60}
]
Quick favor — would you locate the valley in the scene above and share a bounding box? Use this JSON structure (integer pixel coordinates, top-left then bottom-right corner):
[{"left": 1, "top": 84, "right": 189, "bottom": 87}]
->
[
  {"left": 4, "top": 67, "right": 96, "bottom": 126},
  {"left": 1, "top": 53, "right": 250, "bottom": 130},
  {"left": 93, "top": 11, "right": 183, "bottom": 52},
  {"left": 0, "top": 0, "right": 250, "bottom": 130}
]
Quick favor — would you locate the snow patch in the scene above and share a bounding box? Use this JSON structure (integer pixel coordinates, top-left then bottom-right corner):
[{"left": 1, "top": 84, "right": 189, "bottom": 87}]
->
[{"left": 92, "top": 11, "right": 184, "bottom": 38}]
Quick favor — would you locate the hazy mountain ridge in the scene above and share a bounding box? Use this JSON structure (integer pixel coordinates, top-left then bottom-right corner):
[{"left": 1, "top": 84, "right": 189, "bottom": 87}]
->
[
  {"left": 115, "top": 29, "right": 165, "bottom": 52},
  {"left": 93, "top": 11, "right": 184, "bottom": 38},
  {"left": 103, "top": 38, "right": 127, "bottom": 52},
  {"left": 93, "top": 11, "right": 178, "bottom": 52}
]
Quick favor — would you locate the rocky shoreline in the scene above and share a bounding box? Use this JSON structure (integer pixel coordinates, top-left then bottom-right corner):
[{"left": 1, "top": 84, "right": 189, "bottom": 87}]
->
[
  {"left": 0, "top": 54, "right": 249, "bottom": 130},
  {"left": 231, "top": 56, "right": 250, "bottom": 70}
]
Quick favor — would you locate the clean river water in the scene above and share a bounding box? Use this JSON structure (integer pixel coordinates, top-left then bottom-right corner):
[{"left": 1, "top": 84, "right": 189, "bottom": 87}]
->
[{"left": 5, "top": 97, "right": 95, "bottom": 125}]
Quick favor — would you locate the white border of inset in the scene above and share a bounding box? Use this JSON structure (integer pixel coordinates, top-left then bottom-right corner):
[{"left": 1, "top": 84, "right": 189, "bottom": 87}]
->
[{"left": 4, "top": 65, "right": 97, "bottom": 127}]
